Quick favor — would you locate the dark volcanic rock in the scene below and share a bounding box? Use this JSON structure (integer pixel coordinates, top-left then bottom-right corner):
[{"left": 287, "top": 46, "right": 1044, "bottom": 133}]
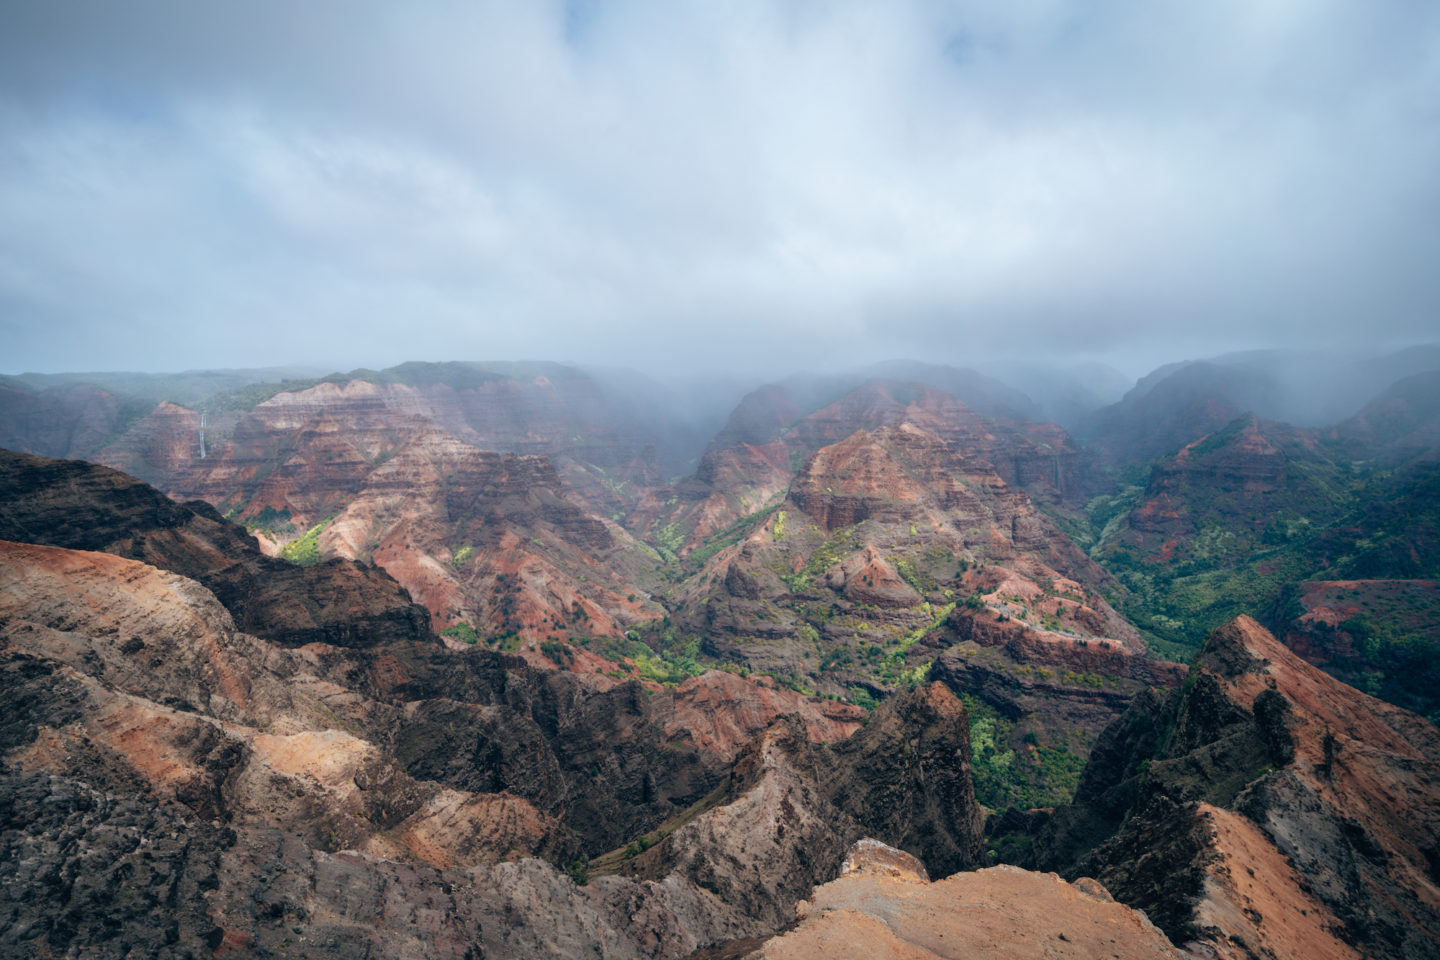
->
[
  {"left": 825, "top": 683, "right": 985, "bottom": 877},
  {"left": 1012, "top": 615, "right": 1440, "bottom": 960},
  {"left": 0, "top": 770, "right": 234, "bottom": 960}
]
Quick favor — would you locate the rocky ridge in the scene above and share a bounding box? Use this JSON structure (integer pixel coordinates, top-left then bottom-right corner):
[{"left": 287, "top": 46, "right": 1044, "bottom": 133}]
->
[{"left": 1003, "top": 615, "right": 1440, "bottom": 960}]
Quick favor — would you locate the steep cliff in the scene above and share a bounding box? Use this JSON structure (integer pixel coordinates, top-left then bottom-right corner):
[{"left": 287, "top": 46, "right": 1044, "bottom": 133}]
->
[{"left": 1010, "top": 616, "right": 1440, "bottom": 960}]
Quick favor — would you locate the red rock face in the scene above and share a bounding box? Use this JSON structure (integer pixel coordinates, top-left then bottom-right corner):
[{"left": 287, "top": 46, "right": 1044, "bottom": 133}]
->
[
  {"left": 642, "top": 379, "right": 1100, "bottom": 559},
  {"left": 91, "top": 401, "right": 203, "bottom": 489},
  {"left": 941, "top": 605, "right": 1184, "bottom": 687},
  {"left": 96, "top": 373, "right": 669, "bottom": 524},
  {"left": 320, "top": 428, "right": 662, "bottom": 650},
  {"left": 656, "top": 670, "right": 863, "bottom": 760},
  {"left": 792, "top": 429, "right": 930, "bottom": 532},
  {"left": 86, "top": 380, "right": 674, "bottom": 656},
  {"left": 163, "top": 381, "right": 434, "bottom": 525}
]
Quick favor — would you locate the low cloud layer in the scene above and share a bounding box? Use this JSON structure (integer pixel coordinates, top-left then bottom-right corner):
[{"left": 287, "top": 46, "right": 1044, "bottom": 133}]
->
[{"left": 2, "top": 1, "right": 1437, "bottom": 375}]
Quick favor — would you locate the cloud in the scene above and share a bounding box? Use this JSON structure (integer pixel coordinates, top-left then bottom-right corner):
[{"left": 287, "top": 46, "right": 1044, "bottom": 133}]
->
[{"left": 1, "top": 0, "right": 1438, "bottom": 374}]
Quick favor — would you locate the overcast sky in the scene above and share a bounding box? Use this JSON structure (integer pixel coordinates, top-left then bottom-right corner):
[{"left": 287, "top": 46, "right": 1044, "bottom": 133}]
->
[{"left": 2, "top": 1, "right": 1438, "bottom": 377}]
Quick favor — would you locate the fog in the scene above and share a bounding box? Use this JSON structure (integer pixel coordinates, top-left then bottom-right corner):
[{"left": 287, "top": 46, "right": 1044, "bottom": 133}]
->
[{"left": 2, "top": 1, "right": 1438, "bottom": 377}]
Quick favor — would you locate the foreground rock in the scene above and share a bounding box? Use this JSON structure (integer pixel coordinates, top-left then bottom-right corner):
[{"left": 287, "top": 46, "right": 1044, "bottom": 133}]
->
[
  {"left": 0, "top": 528, "right": 984, "bottom": 958},
  {"left": 747, "top": 839, "right": 1182, "bottom": 960}
]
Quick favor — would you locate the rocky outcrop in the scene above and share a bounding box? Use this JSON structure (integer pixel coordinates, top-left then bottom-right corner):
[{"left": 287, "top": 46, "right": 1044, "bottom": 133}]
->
[
  {"left": 747, "top": 840, "right": 1183, "bottom": 960},
  {"left": 655, "top": 671, "right": 863, "bottom": 760},
  {"left": 927, "top": 611, "right": 1186, "bottom": 766},
  {"left": 937, "top": 606, "right": 1183, "bottom": 688},
  {"left": 1013, "top": 615, "right": 1440, "bottom": 960},
  {"left": 671, "top": 408, "right": 1155, "bottom": 778},
  {"left": 0, "top": 449, "right": 435, "bottom": 649},
  {"left": 824, "top": 683, "right": 985, "bottom": 877},
  {"left": 644, "top": 378, "right": 1101, "bottom": 560},
  {"left": 621, "top": 683, "right": 983, "bottom": 892}
]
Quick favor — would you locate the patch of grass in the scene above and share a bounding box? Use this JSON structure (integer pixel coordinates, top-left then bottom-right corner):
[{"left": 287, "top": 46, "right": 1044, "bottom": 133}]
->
[
  {"left": 684, "top": 504, "right": 781, "bottom": 570},
  {"left": 653, "top": 522, "right": 685, "bottom": 560},
  {"left": 591, "top": 631, "right": 706, "bottom": 686},
  {"left": 779, "top": 525, "right": 858, "bottom": 593},
  {"left": 280, "top": 517, "right": 333, "bottom": 566},
  {"left": 244, "top": 505, "right": 296, "bottom": 535},
  {"left": 441, "top": 623, "right": 479, "bottom": 644},
  {"left": 540, "top": 638, "right": 575, "bottom": 666}
]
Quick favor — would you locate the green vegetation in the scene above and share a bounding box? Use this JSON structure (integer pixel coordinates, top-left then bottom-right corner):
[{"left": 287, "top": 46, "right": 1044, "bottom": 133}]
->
[
  {"left": 776, "top": 525, "right": 858, "bottom": 592},
  {"left": 847, "top": 686, "right": 879, "bottom": 711},
  {"left": 1099, "top": 546, "right": 1316, "bottom": 662},
  {"left": 653, "top": 522, "right": 684, "bottom": 561},
  {"left": 866, "top": 602, "right": 954, "bottom": 686},
  {"left": 441, "top": 623, "right": 480, "bottom": 644},
  {"left": 244, "top": 504, "right": 296, "bottom": 535},
  {"left": 589, "top": 630, "right": 706, "bottom": 686},
  {"left": 280, "top": 517, "right": 333, "bottom": 566},
  {"left": 451, "top": 545, "right": 475, "bottom": 567},
  {"left": 540, "top": 639, "right": 575, "bottom": 666},
  {"left": 890, "top": 554, "right": 939, "bottom": 595},
  {"left": 682, "top": 503, "right": 781, "bottom": 570},
  {"left": 964, "top": 695, "right": 1087, "bottom": 810},
  {"left": 1282, "top": 581, "right": 1440, "bottom": 722}
]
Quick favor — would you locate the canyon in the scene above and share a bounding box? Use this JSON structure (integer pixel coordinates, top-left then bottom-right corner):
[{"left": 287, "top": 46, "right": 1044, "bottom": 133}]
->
[{"left": 1, "top": 348, "right": 1438, "bottom": 957}]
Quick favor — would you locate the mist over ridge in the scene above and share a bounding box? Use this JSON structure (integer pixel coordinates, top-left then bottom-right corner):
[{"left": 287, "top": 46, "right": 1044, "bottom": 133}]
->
[{"left": 3, "top": 2, "right": 1438, "bottom": 377}]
